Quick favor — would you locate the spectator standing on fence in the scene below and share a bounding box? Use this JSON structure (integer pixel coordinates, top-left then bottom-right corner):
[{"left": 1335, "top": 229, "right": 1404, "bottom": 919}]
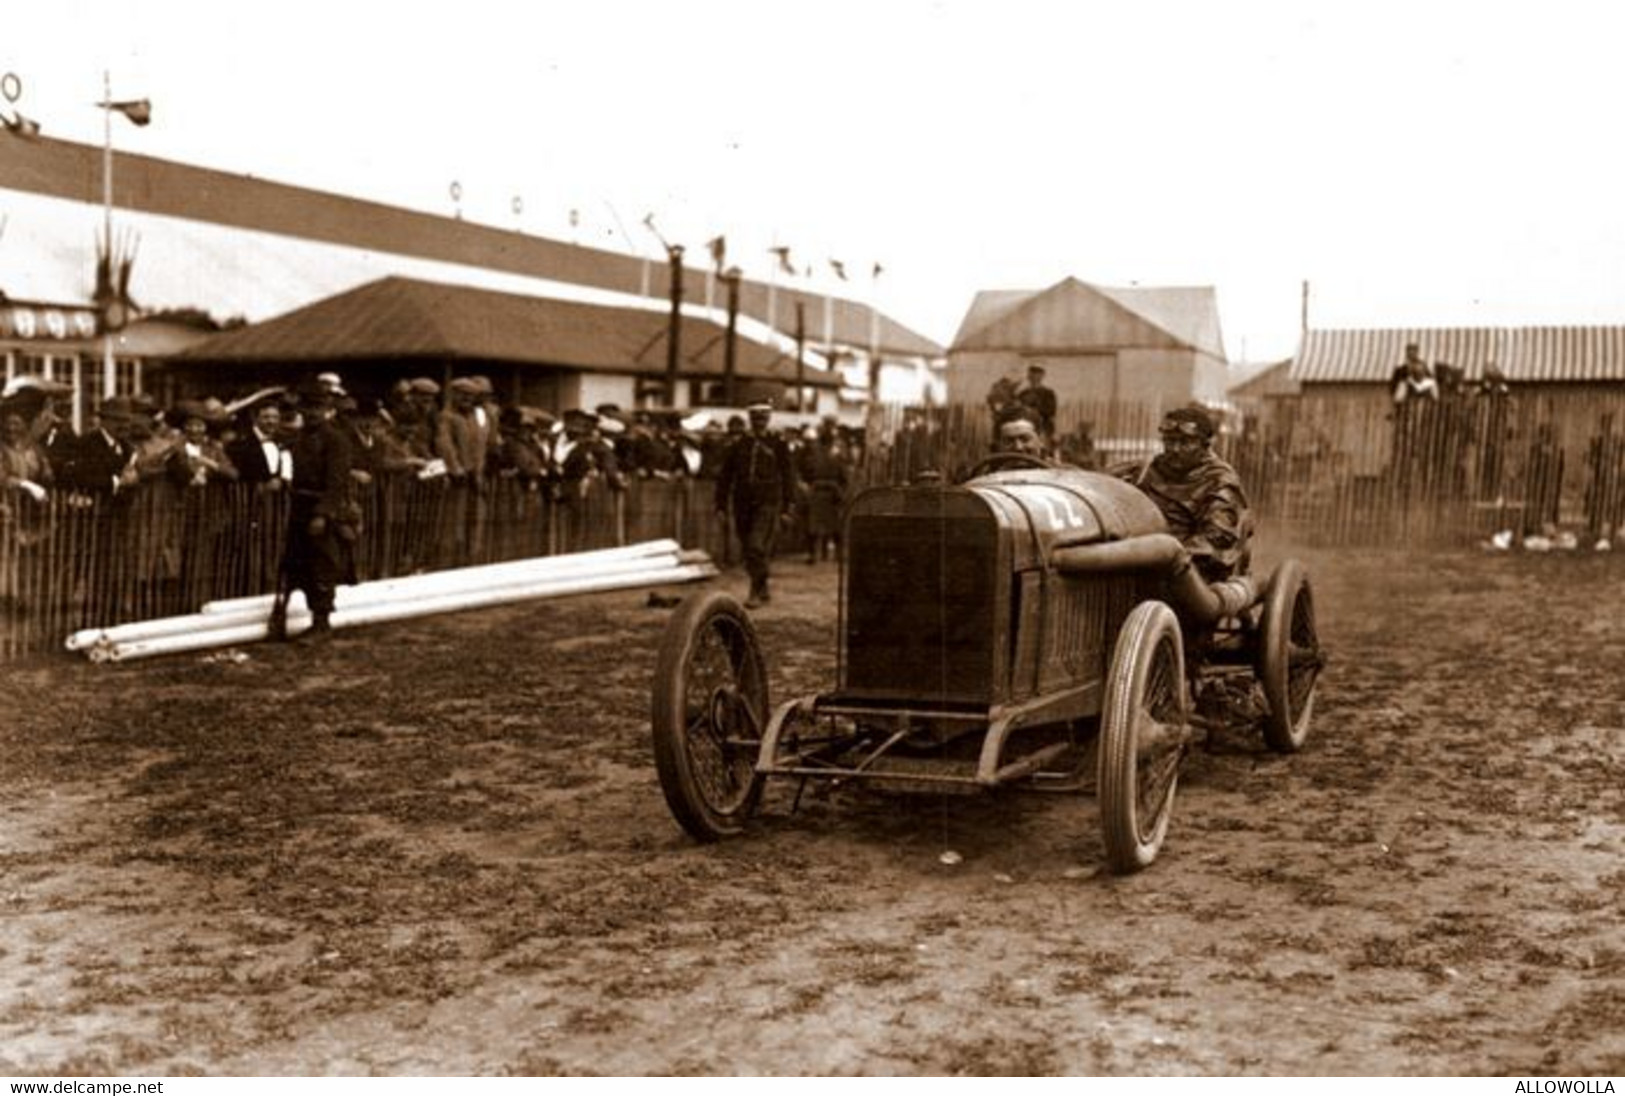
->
[
  {"left": 1470, "top": 363, "right": 1515, "bottom": 500},
  {"left": 1390, "top": 342, "right": 1439, "bottom": 496},
  {"left": 1429, "top": 361, "right": 1472, "bottom": 498},
  {"left": 1583, "top": 412, "right": 1625, "bottom": 549},
  {"left": 272, "top": 378, "right": 357, "bottom": 643},
  {"left": 716, "top": 401, "right": 796, "bottom": 608},
  {"left": 1521, "top": 422, "right": 1565, "bottom": 538},
  {"left": 1017, "top": 363, "right": 1058, "bottom": 443}
]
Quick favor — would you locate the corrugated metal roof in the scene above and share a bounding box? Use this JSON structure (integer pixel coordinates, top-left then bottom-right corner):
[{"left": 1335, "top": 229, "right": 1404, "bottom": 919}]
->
[
  {"left": 172, "top": 276, "right": 839, "bottom": 386},
  {"left": 951, "top": 278, "right": 1226, "bottom": 359},
  {"left": 0, "top": 133, "right": 945, "bottom": 358},
  {"left": 1292, "top": 327, "right": 1625, "bottom": 384}
]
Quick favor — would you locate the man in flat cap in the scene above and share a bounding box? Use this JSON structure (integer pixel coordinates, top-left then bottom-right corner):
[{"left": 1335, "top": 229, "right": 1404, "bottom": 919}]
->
[
  {"left": 435, "top": 376, "right": 495, "bottom": 565},
  {"left": 1016, "top": 362, "right": 1057, "bottom": 443},
  {"left": 1112, "top": 404, "right": 1252, "bottom": 583},
  {"left": 716, "top": 401, "right": 796, "bottom": 607},
  {"left": 271, "top": 376, "right": 357, "bottom": 643}
]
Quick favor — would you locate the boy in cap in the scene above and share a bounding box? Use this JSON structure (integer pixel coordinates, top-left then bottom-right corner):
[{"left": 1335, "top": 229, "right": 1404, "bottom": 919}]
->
[
  {"left": 1111, "top": 404, "right": 1252, "bottom": 583},
  {"left": 716, "top": 401, "right": 796, "bottom": 607}
]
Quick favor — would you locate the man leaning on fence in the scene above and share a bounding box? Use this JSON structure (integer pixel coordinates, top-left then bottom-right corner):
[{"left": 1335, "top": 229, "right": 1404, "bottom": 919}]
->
[{"left": 716, "top": 401, "right": 796, "bottom": 608}]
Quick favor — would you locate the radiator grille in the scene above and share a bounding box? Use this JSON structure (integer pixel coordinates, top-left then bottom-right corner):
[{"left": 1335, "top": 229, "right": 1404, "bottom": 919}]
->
[{"left": 842, "top": 514, "right": 998, "bottom": 703}]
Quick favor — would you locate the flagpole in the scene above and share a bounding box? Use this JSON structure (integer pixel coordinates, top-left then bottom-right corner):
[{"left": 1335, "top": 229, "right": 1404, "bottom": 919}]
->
[
  {"left": 767, "top": 253, "right": 780, "bottom": 330},
  {"left": 101, "top": 70, "right": 115, "bottom": 401},
  {"left": 766, "top": 246, "right": 779, "bottom": 333},
  {"left": 868, "top": 264, "right": 881, "bottom": 360}
]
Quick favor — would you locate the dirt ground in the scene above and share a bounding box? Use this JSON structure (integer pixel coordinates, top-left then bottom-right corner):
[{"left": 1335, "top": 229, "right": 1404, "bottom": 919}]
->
[{"left": 1, "top": 542, "right": 1622, "bottom": 1076}]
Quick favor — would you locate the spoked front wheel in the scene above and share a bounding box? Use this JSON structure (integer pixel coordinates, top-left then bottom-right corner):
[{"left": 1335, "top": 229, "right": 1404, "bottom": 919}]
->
[
  {"left": 1098, "top": 600, "right": 1189, "bottom": 874},
  {"left": 651, "top": 591, "right": 769, "bottom": 841},
  {"left": 1259, "top": 559, "right": 1323, "bottom": 753}
]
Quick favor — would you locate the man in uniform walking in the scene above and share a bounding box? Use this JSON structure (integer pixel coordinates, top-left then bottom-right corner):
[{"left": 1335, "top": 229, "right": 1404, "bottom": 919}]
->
[
  {"left": 716, "top": 401, "right": 796, "bottom": 608},
  {"left": 272, "top": 377, "right": 357, "bottom": 643}
]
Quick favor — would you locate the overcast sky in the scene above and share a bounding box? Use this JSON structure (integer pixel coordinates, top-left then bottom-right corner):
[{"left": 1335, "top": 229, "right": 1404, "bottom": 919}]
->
[{"left": 10, "top": 1, "right": 1625, "bottom": 362}]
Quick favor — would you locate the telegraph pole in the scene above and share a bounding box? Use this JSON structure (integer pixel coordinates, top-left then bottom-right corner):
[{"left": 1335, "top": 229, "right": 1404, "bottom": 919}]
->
[
  {"left": 795, "top": 302, "right": 807, "bottom": 412},
  {"left": 722, "top": 267, "right": 741, "bottom": 407},
  {"left": 664, "top": 243, "right": 685, "bottom": 407}
]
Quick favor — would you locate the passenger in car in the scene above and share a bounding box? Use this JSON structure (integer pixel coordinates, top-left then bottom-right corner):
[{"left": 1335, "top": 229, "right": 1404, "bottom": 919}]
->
[{"left": 1112, "top": 405, "right": 1252, "bottom": 583}]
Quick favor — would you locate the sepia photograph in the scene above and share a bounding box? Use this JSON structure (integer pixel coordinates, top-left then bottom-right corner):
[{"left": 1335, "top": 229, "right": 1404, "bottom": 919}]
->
[{"left": 0, "top": 0, "right": 1621, "bottom": 1079}]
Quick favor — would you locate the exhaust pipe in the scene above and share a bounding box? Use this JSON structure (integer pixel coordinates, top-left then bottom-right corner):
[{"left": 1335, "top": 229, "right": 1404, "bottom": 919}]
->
[{"left": 1051, "top": 533, "right": 1257, "bottom": 625}]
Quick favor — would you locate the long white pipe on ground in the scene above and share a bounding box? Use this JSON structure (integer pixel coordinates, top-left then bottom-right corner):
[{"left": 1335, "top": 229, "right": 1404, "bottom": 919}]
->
[
  {"left": 68, "top": 541, "right": 695, "bottom": 650},
  {"left": 198, "top": 538, "right": 682, "bottom": 616},
  {"left": 94, "top": 562, "right": 717, "bottom": 663},
  {"left": 71, "top": 550, "right": 703, "bottom": 650}
]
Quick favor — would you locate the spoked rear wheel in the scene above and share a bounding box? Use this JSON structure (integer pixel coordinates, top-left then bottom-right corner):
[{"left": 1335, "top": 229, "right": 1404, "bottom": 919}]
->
[
  {"left": 1259, "top": 559, "right": 1322, "bottom": 753},
  {"left": 651, "top": 591, "right": 769, "bottom": 841},
  {"left": 1098, "top": 601, "right": 1189, "bottom": 874}
]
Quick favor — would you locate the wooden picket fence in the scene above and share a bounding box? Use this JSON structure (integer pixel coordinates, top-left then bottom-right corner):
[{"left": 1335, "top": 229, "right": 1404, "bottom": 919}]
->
[
  {"left": 4, "top": 391, "right": 1624, "bottom": 660},
  {"left": 0, "top": 477, "right": 736, "bottom": 661},
  {"left": 860, "top": 391, "right": 1625, "bottom": 547}
]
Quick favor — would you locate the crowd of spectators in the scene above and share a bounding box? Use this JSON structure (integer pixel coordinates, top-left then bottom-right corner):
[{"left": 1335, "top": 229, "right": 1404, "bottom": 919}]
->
[
  {"left": 1386, "top": 344, "right": 1624, "bottom": 546},
  {"left": 0, "top": 372, "right": 868, "bottom": 573}
]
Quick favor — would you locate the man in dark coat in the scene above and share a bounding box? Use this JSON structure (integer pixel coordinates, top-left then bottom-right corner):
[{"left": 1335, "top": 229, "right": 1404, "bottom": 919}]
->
[
  {"left": 71, "top": 397, "right": 139, "bottom": 496},
  {"left": 1112, "top": 405, "right": 1252, "bottom": 583},
  {"left": 226, "top": 401, "right": 290, "bottom": 488},
  {"left": 716, "top": 401, "right": 797, "bottom": 607},
  {"left": 272, "top": 378, "right": 356, "bottom": 642},
  {"left": 1017, "top": 362, "right": 1058, "bottom": 442}
]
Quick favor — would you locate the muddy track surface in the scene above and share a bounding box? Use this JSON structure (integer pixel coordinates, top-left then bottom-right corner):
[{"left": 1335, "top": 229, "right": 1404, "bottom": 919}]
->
[{"left": 1, "top": 547, "right": 1621, "bottom": 1075}]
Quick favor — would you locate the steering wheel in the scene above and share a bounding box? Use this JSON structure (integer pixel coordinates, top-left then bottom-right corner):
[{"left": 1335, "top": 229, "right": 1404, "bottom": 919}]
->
[{"left": 965, "top": 452, "right": 1054, "bottom": 479}]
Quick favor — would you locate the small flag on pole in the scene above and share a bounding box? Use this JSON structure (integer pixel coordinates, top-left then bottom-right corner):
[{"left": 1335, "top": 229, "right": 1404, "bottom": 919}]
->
[
  {"left": 97, "top": 98, "right": 152, "bottom": 126},
  {"left": 829, "top": 259, "right": 848, "bottom": 281},
  {"left": 872, "top": 261, "right": 885, "bottom": 280}
]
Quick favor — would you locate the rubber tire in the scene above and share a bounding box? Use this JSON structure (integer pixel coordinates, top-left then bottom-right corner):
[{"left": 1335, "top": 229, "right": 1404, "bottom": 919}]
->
[
  {"left": 1259, "top": 559, "right": 1319, "bottom": 753},
  {"left": 1098, "top": 600, "right": 1188, "bottom": 874},
  {"left": 651, "top": 590, "right": 768, "bottom": 841}
]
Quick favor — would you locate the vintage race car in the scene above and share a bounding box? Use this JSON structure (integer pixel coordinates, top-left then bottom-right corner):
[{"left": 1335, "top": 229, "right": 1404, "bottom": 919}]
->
[{"left": 650, "top": 457, "right": 1324, "bottom": 873}]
